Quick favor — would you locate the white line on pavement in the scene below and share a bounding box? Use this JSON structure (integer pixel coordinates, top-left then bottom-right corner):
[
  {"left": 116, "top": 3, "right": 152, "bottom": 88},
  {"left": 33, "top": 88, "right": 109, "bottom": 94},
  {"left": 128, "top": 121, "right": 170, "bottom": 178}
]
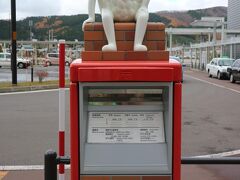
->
[
  {"left": 0, "top": 89, "right": 69, "bottom": 96},
  {"left": 194, "top": 149, "right": 240, "bottom": 158},
  {"left": 0, "top": 165, "right": 70, "bottom": 171},
  {"left": 185, "top": 74, "right": 240, "bottom": 94}
]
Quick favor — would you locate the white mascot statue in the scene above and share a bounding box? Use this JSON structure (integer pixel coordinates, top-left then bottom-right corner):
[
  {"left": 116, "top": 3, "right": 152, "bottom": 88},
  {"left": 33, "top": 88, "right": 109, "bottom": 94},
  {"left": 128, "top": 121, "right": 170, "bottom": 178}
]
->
[{"left": 82, "top": 0, "right": 150, "bottom": 51}]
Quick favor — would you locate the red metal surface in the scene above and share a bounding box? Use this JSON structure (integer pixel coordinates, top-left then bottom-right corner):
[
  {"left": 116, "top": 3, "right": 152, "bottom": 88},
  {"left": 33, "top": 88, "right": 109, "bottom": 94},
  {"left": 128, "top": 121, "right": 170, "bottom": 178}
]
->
[
  {"left": 173, "top": 83, "right": 182, "bottom": 180},
  {"left": 59, "top": 131, "right": 65, "bottom": 174},
  {"left": 70, "top": 83, "right": 79, "bottom": 180},
  {"left": 77, "top": 67, "right": 174, "bottom": 82},
  {"left": 70, "top": 60, "right": 182, "bottom": 83},
  {"left": 70, "top": 60, "right": 182, "bottom": 180},
  {"left": 59, "top": 43, "right": 65, "bottom": 88}
]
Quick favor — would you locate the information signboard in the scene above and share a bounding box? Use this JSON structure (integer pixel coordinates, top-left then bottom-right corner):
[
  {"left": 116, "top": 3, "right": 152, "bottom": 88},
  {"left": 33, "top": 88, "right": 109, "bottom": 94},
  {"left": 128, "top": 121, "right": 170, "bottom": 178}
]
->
[{"left": 88, "top": 112, "right": 165, "bottom": 143}]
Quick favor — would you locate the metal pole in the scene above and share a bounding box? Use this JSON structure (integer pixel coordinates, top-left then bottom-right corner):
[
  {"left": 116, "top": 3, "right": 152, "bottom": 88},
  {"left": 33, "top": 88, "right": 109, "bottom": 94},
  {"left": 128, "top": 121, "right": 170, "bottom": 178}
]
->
[
  {"left": 213, "top": 46, "right": 216, "bottom": 58},
  {"left": 221, "top": 45, "right": 223, "bottom": 57},
  {"left": 11, "top": 0, "right": 17, "bottom": 85},
  {"left": 199, "top": 48, "right": 202, "bottom": 70},
  {"left": 230, "top": 44, "right": 233, "bottom": 59},
  {"left": 169, "top": 29, "right": 173, "bottom": 56},
  {"left": 221, "top": 22, "right": 225, "bottom": 43},
  {"left": 44, "top": 150, "right": 57, "bottom": 180},
  {"left": 213, "top": 22, "right": 217, "bottom": 44},
  {"left": 195, "top": 48, "right": 197, "bottom": 69},
  {"left": 182, "top": 46, "right": 184, "bottom": 63},
  {"left": 208, "top": 32, "right": 211, "bottom": 42},
  {"left": 182, "top": 157, "right": 240, "bottom": 164},
  {"left": 190, "top": 47, "right": 193, "bottom": 68},
  {"left": 59, "top": 40, "right": 66, "bottom": 180},
  {"left": 29, "top": 20, "right": 33, "bottom": 41},
  {"left": 31, "top": 65, "right": 34, "bottom": 82},
  {"left": 206, "top": 47, "right": 210, "bottom": 64},
  {"left": 9, "top": 13, "right": 11, "bottom": 40}
]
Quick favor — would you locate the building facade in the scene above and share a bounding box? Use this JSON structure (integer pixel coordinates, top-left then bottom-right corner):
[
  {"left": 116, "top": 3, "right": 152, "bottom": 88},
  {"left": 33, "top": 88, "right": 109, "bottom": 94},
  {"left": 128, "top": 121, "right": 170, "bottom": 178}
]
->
[{"left": 228, "top": 0, "right": 240, "bottom": 30}]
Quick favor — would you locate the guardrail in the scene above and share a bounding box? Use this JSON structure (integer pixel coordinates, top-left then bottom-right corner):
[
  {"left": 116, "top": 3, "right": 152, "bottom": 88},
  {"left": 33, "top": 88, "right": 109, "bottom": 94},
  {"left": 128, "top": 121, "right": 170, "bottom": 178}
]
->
[{"left": 44, "top": 150, "right": 240, "bottom": 180}]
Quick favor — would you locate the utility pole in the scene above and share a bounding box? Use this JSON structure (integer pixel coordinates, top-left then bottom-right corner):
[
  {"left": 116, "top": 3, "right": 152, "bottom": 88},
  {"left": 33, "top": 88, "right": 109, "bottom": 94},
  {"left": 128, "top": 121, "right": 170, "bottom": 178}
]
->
[
  {"left": 29, "top": 20, "right": 33, "bottom": 41},
  {"left": 11, "top": 0, "right": 17, "bottom": 85}
]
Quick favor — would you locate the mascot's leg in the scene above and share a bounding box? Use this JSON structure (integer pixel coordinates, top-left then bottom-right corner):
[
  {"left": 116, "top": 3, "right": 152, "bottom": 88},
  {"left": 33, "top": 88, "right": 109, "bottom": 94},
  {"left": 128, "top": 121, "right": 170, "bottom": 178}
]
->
[
  {"left": 101, "top": 8, "right": 117, "bottom": 51},
  {"left": 134, "top": 7, "right": 149, "bottom": 51}
]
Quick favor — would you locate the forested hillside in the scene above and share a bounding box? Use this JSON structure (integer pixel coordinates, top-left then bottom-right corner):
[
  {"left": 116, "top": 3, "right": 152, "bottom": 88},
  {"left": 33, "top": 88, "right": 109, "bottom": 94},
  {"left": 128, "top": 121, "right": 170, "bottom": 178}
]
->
[{"left": 0, "top": 6, "right": 227, "bottom": 42}]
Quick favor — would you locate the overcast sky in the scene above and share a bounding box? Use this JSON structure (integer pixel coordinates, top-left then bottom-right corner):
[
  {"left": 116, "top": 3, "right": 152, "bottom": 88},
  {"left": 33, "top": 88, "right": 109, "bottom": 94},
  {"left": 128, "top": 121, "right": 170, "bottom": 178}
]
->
[{"left": 0, "top": 0, "right": 228, "bottom": 20}]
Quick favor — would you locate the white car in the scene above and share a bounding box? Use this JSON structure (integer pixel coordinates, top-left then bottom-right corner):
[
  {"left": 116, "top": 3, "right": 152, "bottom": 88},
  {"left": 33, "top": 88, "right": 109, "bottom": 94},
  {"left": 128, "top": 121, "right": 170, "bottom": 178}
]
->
[
  {"left": 0, "top": 52, "right": 31, "bottom": 69},
  {"left": 43, "top": 53, "right": 72, "bottom": 66},
  {"left": 206, "top": 58, "right": 235, "bottom": 79}
]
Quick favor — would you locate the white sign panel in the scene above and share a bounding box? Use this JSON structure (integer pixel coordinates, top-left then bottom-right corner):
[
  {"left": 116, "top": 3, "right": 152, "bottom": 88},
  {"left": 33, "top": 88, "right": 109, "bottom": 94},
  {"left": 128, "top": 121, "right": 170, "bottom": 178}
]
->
[{"left": 87, "top": 112, "right": 165, "bottom": 143}]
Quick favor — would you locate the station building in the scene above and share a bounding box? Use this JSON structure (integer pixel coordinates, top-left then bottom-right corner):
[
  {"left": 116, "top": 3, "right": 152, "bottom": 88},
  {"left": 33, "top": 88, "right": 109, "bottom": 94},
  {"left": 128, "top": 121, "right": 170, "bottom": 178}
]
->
[{"left": 227, "top": 0, "right": 240, "bottom": 30}]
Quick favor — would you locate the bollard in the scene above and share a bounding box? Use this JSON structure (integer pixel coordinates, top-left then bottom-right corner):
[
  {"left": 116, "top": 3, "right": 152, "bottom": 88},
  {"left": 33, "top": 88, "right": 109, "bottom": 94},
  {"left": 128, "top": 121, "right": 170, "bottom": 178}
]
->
[
  {"left": 31, "top": 65, "right": 34, "bottom": 82},
  {"left": 44, "top": 150, "right": 57, "bottom": 180},
  {"left": 59, "top": 39, "right": 66, "bottom": 180}
]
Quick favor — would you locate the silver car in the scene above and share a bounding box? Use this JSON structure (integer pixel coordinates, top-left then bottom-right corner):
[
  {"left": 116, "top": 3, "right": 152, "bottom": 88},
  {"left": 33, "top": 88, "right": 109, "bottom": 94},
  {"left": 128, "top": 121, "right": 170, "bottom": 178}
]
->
[{"left": 0, "top": 52, "right": 31, "bottom": 69}]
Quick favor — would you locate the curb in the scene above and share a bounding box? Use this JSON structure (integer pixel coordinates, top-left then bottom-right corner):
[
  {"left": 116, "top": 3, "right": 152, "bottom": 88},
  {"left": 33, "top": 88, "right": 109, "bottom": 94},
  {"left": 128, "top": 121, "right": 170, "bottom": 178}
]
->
[{"left": 0, "top": 84, "right": 70, "bottom": 93}]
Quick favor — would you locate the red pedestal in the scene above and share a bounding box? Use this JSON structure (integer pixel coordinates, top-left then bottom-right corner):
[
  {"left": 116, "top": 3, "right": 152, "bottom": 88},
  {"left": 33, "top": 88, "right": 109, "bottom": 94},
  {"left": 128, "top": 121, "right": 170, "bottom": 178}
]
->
[{"left": 70, "top": 60, "right": 182, "bottom": 180}]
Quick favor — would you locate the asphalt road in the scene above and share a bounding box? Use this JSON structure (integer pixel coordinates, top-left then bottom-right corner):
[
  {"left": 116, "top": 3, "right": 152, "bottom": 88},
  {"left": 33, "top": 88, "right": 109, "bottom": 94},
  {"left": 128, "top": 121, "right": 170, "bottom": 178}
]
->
[
  {"left": 182, "top": 71, "right": 240, "bottom": 156},
  {"left": 0, "top": 70, "right": 240, "bottom": 166},
  {"left": 0, "top": 66, "right": 70, "bottom": 82},
  {"left": 0, "top": 90, "right": 70, "bottom": 165}
]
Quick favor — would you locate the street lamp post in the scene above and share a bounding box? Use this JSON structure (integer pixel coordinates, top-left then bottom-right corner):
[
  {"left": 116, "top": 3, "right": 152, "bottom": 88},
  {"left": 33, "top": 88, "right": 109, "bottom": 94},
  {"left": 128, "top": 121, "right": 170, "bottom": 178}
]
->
[{"left": 11, "top": 0, "right": 17, "bottom": 85}]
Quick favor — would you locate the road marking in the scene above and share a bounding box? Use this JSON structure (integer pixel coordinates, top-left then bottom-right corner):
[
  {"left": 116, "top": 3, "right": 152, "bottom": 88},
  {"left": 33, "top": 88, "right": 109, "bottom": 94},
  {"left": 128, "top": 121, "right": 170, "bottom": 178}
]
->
[
  {"left": 0, "top": 171, "right": 8, "bottom": 179},
  {"left": 0, "top": 165, "right": 70, "bottom": 171},
  {"left": 194, "top": 149, "right": 240, "bottom": 158},
  {"left": 0, "top": 89, "right": 69, "bottom": 96},
  {"left": 185, "top": 74, "right": 240, "bottom": 94}
]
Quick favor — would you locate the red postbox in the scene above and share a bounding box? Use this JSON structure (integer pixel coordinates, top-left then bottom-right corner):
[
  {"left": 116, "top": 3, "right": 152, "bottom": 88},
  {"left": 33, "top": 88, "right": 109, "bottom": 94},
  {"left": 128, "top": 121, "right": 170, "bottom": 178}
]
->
[
  {"left": 69, "top": 22, "right": 181, "bottom": 180},
  {"left": 70, "top": 59, "right": 182, "bottom": 180}
]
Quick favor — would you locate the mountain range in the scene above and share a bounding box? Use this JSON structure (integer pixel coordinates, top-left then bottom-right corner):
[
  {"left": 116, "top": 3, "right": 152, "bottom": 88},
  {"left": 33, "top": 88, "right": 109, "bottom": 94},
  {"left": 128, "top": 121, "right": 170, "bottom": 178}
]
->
[{"left": 0, "top": 6, "right": 227, "bottom": 41}]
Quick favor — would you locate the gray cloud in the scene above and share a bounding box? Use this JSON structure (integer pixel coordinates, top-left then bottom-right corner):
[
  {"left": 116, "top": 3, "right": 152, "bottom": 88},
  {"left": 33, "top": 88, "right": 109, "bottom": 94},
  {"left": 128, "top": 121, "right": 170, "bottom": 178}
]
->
[
  {"left": 0, "top": 0, "right": 61, "bottom": 19},
  {"left": 149, "top": 0, "right": 228, "bottom": 11},
  {"left": 17, "top": 0, "right": 61, "bottom": 18}
]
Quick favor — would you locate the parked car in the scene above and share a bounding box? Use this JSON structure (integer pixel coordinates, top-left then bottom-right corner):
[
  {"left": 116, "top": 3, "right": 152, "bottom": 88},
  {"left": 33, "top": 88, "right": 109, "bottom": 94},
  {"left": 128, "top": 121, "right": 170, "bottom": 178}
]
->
[
  {"left": 227, "top": 59, "right": 240, "bottom": 83},
  {"left": 0, "top": 52, "right": 31, "bottom": 69},
  {"left": 206, "top": 58, "right": 235, "bottom": 79},
  {"left": 170, "top": 56, "right": 186, "bottom": 82},
  {"left": 43, "top": 53, "right": 72, "bottom": 66}
]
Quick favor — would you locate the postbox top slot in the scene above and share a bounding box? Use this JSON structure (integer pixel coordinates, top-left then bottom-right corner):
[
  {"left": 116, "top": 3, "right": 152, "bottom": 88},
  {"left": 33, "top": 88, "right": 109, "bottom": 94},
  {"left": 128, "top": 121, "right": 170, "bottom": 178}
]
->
[{"left": 88, "top": 88, "right": 164, "bottom": 106}]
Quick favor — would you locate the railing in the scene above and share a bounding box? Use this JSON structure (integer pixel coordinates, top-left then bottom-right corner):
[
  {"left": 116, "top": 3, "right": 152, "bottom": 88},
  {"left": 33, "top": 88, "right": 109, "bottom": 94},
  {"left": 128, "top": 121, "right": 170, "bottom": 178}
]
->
[
  {"left": 44, "top": 150, "right": 70, "bottom": 180},
  {"left": 44, "top": 150, "right": 240, "bottom": 180},
  {"left": 182, "top": 157, "right": 240, "bottom": 164}
]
